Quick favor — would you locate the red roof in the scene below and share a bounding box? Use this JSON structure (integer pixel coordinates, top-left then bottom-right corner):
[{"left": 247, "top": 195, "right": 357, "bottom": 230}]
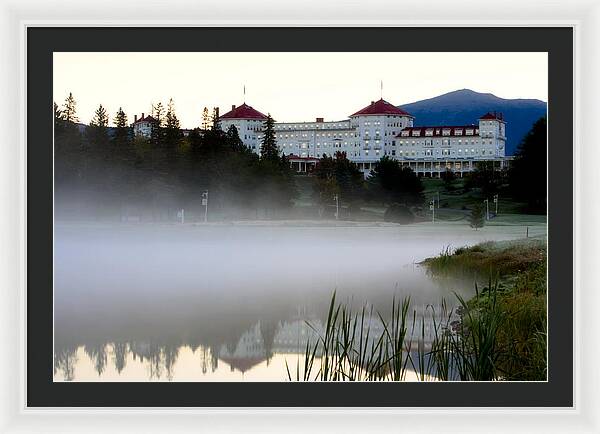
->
[
  {"left": 134, "top": 115, "right": 156, "bottom": 124},
  {"left": 220, "top": 103, "right": 268, "bottom": 120},
  {"left": 396, "top": 126, "right": 480, "bottom": 138},
  {"left": 350, "top": 98, "right": 413, "bottom": 117},
  {"left": 479, "top": 112, "right": 504, "bottom": 121}
]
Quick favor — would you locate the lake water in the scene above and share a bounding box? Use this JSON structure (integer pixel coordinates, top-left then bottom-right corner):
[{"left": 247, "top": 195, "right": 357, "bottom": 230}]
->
[{"left": 53, "top": 222, "right": 545, "bottom": 381}]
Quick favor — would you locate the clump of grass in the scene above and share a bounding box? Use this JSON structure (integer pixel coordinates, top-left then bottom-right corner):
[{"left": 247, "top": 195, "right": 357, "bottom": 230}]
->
[{"left": 422, "top": 239, "right": 546, "bottom": 279}]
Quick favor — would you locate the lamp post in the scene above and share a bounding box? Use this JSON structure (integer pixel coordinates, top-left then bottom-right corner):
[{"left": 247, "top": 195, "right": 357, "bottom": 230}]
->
[
  {"left": 202, "top": 190, "right": 209, "bottom": 223},
  {"left": 430, "top": 199, "right": 435, "bottom": 223},
  {"left": 334, "top": 194, "right": 339, "bottom": 220},
  {"left": 493, "top": 194, "right": 499, "bottom": 215},
  {"left": 484, "top": 198, "right": 489, "bottom": 221}
]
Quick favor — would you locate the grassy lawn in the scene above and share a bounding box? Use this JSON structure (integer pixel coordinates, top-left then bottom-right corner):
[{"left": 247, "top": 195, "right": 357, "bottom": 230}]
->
[{"left": 292, "top": 175, "right": 546, "bottom": 226}]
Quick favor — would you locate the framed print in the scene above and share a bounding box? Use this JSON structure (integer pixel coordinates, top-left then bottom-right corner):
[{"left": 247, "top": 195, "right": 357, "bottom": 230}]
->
[
  {"left": 0, "top": 0, "right": 598, "bottom": 432},
  {"left": 31, "top": 26, "right": 570, "bottom": 406}
]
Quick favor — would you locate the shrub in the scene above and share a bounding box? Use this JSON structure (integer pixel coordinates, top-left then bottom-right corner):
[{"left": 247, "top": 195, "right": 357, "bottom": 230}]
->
[{"left": 384, "top": 203, "right": 415, "bottom": 224}]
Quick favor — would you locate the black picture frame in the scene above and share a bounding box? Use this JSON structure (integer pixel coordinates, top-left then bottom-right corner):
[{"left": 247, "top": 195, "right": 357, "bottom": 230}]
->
[{"left": 28, "top": 27, "right": 573, "bottom": 407}]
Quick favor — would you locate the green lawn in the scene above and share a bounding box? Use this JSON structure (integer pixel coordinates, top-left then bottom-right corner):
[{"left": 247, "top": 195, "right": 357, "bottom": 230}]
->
[{"left": 292, "top": 175, "right": 546, "bottom": 225}]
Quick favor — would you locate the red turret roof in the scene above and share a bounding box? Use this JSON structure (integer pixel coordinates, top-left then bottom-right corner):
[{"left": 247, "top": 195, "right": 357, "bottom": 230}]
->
[
  {"left": 479, "top": 112, "right": 505, "bottom": 121},
  {"left": 350, "top": 98, "right": 413, "bottom": 117},
  {"left": 134, "top": 115, "right": 157, "bottom": 124},
  {"left": 220, "top": 103, "right": 268, "bottom": 120}
]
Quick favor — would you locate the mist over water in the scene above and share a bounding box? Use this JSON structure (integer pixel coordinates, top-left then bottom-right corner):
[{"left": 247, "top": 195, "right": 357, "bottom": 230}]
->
[{"left": 53, "top": 222, "right": 534, "bottom": 381}]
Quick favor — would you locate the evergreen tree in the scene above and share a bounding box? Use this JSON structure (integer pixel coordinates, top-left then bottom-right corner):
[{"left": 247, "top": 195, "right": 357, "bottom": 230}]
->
[
  {"left": 54, "top": 102, "right": 66, "bottom": 136},
  {"left": 202, "top": 107, "right": 210, "bottom": 130},
  {"left": 468, "top": 204, "right": 485, "bottom": 230},
  {"left": 509, "top": 117, "right": 547, "bottom": 211},
  {"left": 87, "top": 104, "right": 109, "bottom": 145},
  {"left": 113, "top": 107, "right": 130, "bottom": 146},
  {"left": 225, "top": 124, "right": 244, "bottom": 151},
  {"left": 211, "top": 107, "right": 221, "bottom": 131},
  {"left": 164, "top": 98, "right": 182, "bottom": 147},
  {"left": 260, "top": 114, "right": 279, "bottom": 161},
  {"left": 151, "top": 102, "right": 165, "bottom": 145},
  {"left": 62, "top": 92, "right": 78, "bottom": 123},
  {"left": 53, "top": 98, "right": 82, "bottom": 187}
]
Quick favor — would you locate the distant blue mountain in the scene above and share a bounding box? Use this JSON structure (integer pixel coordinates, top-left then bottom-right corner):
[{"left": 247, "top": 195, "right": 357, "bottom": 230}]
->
[{"left": 399, "top": 89, "right": 547, "bottom": 155}]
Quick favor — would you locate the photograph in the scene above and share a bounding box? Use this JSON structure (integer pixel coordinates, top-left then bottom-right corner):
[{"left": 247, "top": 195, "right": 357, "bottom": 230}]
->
[{"left": 52, "top": 51, "right": 548, "bottom": 383}]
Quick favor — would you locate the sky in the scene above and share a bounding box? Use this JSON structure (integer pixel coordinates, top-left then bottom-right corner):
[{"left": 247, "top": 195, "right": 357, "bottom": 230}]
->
[{"left": 53, "top": 52, "right": 547, "bottom": 129}]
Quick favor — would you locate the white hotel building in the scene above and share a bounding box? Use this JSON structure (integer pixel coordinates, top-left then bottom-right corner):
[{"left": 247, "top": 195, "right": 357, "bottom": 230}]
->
[{"left": 220, "top": 99, "right": 508, "bottom": 177}]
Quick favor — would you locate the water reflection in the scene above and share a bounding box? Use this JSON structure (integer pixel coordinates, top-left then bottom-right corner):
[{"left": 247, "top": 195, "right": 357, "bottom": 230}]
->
[{"left": 54, "top": 223, "right": 534, "bottom": 381}]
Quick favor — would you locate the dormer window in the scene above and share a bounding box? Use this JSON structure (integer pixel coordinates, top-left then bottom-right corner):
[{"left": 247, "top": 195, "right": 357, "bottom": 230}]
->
[
  {"left": 442, "top": 129, "right": 451, "bottom": 136},
  {"left": 412, "top": 130, "right": 421, "bottom": 137},
  {"left": 425, "top": 129, "right": 434, "bottom": 136}
]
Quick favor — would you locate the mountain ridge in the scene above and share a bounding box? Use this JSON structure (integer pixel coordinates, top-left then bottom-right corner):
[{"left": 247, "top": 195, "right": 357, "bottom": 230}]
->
[{"left": 398, "top": 89, "right": 547, "bottom": 155}]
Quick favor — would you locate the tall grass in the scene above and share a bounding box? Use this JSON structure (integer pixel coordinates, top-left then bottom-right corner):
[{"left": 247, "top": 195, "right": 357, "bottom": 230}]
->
[{"left": 288, "top": 277, "right": 544, "bottom": 382}]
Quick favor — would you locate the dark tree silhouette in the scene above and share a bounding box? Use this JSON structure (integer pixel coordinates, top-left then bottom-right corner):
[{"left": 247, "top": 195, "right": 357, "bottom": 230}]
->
[
  {"left": 260, "top": 114, "right": 279, "bottom": 161},
  {"left": 367, "top": 156, "right": 424, "bottom": 206},
  {"left": 113, "top": 107, "right": 130, "bottom": 147},
  {"left": 468, "top": 204, "right": 485, "bottom": 230},
  {"left": 509, "top": 116, "right": 547, "bottom": 211}
]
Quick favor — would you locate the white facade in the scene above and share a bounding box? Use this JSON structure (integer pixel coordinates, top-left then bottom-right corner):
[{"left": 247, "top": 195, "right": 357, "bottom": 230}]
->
[
  {"left": 274, "top": 119, "right": 357, "bottom": 158},
  {"left": 220, "top": 100, "right": 508, "bottom": 176},
  {"left": 132, "top": 113, "right": 156, "bottom": 138},
  {"left": 219, "top": 103, "right": 268, "bottom": 152}
]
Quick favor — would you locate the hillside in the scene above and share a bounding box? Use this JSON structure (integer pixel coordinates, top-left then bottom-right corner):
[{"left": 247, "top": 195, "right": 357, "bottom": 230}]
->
[{"left": 399, "top": 89, "right": 547, "bottom": 155}]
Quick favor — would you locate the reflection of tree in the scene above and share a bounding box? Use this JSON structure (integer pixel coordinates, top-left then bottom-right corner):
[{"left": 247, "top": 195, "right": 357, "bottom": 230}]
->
[
  {"left": 163, "top": 344, "right": 180, "bottom": 381},
  {"left": 201, "top": 347, "right": 208, "bottom": 374},
  {"left": 147, "top": 343, "right": 163, "bottom": 380},
  {"left": 112, "top": 342, "right": 128, "bottom": 373},
  {"left": 54, "top": 346, "right": 78, "bottom": 381},
  {"left": 84, "top": 343, "right": 108, "bottom": 376}
]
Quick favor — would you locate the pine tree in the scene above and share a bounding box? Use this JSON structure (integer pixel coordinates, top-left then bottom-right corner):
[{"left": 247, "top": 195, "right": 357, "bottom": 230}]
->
[
  {"left": 468, "top": 204, "right": 485, "bottom": 230},
  {"left": 88, "top": 104, "right": 109, "bottom": 145},
  {"left": 62, "top": 92, "right": 78, "bottom": 123},
  {"left": 202, "top": 107, "right": 210, "bottom": 130},
  {"left": 151, "top": 102, "right": 165, "bottom": 145},
  {"left": 225, "top": 124, "right": 243, "bottom": 151},
  {"left": 211, "top": 107, "right": 221, "bottom": 131},
  {"left": 54, "top": 102, "right": 66, "bottom": 136},
  {"left": 164, "top": 98, "right": 182, "bottom": 146},
  {"left": 260, "top": 114, "right": 279, "bottom": 161},
  {"left": 113, "top": 107, "right": 129, "bottom": 146}
]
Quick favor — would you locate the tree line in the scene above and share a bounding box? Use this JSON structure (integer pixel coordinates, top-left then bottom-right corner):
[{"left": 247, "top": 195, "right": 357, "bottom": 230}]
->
[{"left": 53, "top": 93, "right": 296, "bottom": 221}]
